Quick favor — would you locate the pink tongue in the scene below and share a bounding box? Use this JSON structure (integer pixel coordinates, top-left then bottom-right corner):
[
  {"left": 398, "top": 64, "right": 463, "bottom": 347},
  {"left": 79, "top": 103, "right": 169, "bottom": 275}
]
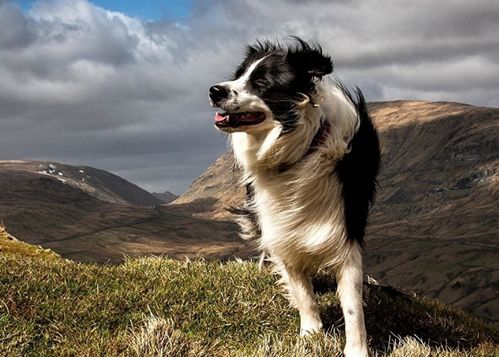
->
[{"left": 214, "top": 112, "right": 228, "bottom": 122}]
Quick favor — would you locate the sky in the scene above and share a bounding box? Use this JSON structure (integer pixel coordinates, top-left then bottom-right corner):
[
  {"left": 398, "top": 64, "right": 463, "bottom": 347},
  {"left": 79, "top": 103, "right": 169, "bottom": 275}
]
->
[
  {"left": 1, "top": 0, "right": 498, "bottom": 194},
  {"left": 18, "top": 0, "right": 194, "bottom": 20}
]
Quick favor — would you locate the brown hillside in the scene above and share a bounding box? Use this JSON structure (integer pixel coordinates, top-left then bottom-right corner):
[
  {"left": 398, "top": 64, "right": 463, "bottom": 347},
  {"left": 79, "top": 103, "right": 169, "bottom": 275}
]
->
[
  {"left": 152, "top": 191, "right": 179, "bottom": 204},
  {"left": 172, "top": 101, "right": 499, "bottom": 321},
  {"left": 0, "top": 163, "right": 250, "bottom": 263},
  {"left": 0, "top": 160, "right": 162, "bottom": 207},
  {"left": 173, "top": 151, "right": 244, "bottom": 219}
]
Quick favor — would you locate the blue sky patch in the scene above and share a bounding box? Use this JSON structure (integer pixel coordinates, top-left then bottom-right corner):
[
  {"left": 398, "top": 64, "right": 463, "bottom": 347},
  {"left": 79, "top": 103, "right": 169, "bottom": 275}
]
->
[{"left": 17, "top": 0, "right": 194, "bottom": 20}]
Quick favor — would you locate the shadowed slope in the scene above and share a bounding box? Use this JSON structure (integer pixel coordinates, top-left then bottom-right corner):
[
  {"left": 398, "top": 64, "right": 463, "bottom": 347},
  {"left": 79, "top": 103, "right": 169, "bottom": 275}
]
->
[
  {"left": 0, "top": 168, "right": 250, "bottom": 263},
  {"left": 0, "top": 160, "right": 162, "bottom": 206}
]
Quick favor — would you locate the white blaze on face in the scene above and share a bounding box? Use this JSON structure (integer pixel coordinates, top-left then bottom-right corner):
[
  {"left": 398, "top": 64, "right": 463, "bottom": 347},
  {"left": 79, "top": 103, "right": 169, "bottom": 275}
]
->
[{"left": 215, "top": 57, "right": 269, "bottom": 113}]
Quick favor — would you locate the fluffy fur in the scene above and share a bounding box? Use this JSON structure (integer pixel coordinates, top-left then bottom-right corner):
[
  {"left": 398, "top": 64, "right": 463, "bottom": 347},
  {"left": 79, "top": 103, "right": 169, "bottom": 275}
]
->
[{"left": 209, "top": 38, "right": 380, "bottom": 357}]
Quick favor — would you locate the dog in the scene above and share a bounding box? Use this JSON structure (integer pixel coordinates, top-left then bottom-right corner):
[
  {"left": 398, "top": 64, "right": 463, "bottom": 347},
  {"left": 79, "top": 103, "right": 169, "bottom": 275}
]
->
[{"left": 209, "top": 37, "right": 380, "bottom": 357}]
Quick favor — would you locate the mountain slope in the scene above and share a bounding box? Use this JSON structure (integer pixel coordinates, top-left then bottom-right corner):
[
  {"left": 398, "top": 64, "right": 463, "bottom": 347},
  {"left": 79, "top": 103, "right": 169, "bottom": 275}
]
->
[
  {"left": 0, "top": 160, "right": 162, "bottom": 206},
  {"left": 173, "top": 151, "right": 244, "bottom": 219},
  {"left": 363, "top": 101, "right": 499, "bottom": 322},
  {"left": 0, "top": 162, "right": 250, "bottom": 263},
  {"left": 172, "top": 100, "right": 499, "bottom": 321},
  {"left": 152, "top": 190, "right": 179, "bottom": 204}
]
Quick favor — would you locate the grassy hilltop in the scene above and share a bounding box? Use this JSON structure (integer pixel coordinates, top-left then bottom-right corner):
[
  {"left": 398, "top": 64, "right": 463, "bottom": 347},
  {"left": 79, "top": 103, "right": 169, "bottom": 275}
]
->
[{"left": 1, "top": 226, "right": 498, "bottom": 356}]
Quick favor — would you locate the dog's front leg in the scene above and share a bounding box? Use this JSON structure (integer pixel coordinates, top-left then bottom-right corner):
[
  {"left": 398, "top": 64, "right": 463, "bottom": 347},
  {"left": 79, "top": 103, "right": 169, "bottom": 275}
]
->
[
  {"left": 278, "top": 262, "right": 323, "bottom": 335},
  {"left": 336, "top": 245, "right": 368, "bottom": 357}
]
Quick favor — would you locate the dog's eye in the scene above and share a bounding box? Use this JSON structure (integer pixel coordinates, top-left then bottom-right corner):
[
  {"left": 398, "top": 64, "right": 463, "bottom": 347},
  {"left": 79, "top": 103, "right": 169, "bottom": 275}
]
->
[{"left": 254, "top": 78, "right": 269, "bottom": 88}]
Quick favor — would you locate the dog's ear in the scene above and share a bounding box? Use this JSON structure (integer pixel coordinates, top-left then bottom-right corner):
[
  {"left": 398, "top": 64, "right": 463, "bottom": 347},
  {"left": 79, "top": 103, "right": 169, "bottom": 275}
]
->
[{"left": 287, "top": 37, "right": 333, "bottom": 79}]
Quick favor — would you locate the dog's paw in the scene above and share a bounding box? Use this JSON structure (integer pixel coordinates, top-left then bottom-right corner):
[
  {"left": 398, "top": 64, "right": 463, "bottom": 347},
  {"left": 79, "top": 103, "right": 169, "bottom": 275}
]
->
[
  {"left": 299, "top": 320, "right": 323, "bottom": 337},
  {"left": 343, "top": 343, "right": 369, "bottom": 357}
]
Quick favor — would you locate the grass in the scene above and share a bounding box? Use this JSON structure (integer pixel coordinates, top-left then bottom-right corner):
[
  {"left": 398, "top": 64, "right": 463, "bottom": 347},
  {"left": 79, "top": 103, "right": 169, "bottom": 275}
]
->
[
  {"left": 0, "top": 224, "right": 60, "bottom": 260},
  {"left": 1, "top": 227, "right": 498, "bottom": 356}
]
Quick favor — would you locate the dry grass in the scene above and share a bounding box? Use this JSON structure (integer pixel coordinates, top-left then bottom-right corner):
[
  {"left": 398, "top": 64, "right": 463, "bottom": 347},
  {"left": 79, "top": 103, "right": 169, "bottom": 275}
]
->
[
  {"left": 1, "top": 229, "right": 498, "bottom": 356},
  {"left": 129, "top": 316, "right": 210, "bottom": 357},
  {"left": 389, "top": 337, "right": 499, "bottom": 357},
  {"left": 0, "top": 223, "right": 59, "bottom": 259}
]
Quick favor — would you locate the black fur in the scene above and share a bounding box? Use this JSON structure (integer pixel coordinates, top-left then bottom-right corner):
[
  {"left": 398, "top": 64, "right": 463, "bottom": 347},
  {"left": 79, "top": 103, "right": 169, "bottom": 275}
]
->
[{"left": 336, "top": 88, "right": 380, "bottom": 245}]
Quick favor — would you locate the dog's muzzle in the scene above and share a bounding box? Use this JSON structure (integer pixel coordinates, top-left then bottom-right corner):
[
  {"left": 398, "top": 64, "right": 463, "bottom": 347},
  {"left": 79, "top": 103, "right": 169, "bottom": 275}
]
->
[{"left": 209, "top": 85, "right": 229, "bottom": 105}]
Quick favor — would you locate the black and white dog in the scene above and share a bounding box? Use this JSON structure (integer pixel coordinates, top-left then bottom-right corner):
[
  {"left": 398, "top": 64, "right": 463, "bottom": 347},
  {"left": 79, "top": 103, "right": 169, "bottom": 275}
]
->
[{"left": 209, "top": 38, "right": 380, "bottom": 356}]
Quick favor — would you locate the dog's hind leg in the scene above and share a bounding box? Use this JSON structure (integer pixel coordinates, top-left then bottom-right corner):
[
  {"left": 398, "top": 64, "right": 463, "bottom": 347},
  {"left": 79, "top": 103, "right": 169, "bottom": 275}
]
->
[
  {"left": 277, "top": 262, "right": 323, "bottom": 335},
  {"left": 336, "top": 244, "right": 368, "bottom": 357}
]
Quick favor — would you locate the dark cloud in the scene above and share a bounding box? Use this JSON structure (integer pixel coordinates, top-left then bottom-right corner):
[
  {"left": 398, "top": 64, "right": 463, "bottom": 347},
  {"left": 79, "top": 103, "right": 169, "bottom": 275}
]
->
[
  {"left": 0, "top": 0, "right": 498, "bottom": 193},
  {"left": 0, "top": 1, "right": 36, "bottom": 49}
]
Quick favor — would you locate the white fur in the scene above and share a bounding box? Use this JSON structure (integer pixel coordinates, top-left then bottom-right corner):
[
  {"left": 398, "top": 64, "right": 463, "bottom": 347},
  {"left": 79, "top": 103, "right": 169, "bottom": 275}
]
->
[{"left": 224, "top": 77, "right": 368, "bottom": 356}]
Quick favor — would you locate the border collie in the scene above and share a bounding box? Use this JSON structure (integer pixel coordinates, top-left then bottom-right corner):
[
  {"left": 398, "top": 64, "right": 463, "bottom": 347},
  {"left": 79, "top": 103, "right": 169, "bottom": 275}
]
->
[{"left": 209, "top": 37, "right": 380, "bottom": 357}]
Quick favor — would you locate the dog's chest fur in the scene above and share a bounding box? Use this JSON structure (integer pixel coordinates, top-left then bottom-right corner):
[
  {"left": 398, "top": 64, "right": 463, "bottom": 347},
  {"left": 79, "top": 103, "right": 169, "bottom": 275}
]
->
[{"left": 255, "top": 165, "right": 348, "bottom": 269}]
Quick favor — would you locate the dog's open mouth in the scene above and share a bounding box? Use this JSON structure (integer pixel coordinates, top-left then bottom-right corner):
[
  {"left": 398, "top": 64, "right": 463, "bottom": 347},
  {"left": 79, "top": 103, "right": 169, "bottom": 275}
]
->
[{"left": 214, "top": 112, "right": 266, "bottom": 128}]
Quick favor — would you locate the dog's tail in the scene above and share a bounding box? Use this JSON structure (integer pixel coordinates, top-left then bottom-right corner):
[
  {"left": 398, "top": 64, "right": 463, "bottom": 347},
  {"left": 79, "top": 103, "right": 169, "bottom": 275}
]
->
[{"left": 336, "top": 87, "right": 381, "bottom": 246}]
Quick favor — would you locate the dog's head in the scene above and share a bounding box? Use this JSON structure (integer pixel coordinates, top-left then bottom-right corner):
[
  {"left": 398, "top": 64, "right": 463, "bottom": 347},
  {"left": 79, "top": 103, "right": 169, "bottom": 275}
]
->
[{"left": 209, "top": 37, "right": 333, "bottom": 134}]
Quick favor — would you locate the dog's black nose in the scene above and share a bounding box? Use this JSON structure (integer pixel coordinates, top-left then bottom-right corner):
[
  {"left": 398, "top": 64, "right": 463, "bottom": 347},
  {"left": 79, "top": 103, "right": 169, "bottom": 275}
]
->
[{"left": 209, "top": 85, "right": 229, "bottom": 103}]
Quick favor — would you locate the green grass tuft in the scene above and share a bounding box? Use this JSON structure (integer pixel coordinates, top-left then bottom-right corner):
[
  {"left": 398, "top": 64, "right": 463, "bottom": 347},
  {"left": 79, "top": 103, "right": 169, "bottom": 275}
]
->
[{"left": 1, "top": 233, "right": 498, "bottom": 356}]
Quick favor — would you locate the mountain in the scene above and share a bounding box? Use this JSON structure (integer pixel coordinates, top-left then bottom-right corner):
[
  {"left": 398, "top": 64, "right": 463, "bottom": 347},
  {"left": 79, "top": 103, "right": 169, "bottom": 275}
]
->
[
  {"left": 171, "top": 100, "right": 499, "bottom": 321},
  {"left": 0, "top": 160, "right": 162, "bottom": 206},
  {"left": 173, "top": 151, "right": 244, "bottom": 219},
  {"left": 151, "top": 190, "right": 178, "bottom": 204},
  {"left": 0, "top": 161, "right": 250, "bottom": 263}
]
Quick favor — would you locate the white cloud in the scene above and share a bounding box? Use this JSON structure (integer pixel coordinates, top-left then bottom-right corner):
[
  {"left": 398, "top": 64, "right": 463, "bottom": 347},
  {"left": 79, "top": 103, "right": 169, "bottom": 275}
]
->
[{"left": 0, "top": 0, "right": 498, "bottom": 193}]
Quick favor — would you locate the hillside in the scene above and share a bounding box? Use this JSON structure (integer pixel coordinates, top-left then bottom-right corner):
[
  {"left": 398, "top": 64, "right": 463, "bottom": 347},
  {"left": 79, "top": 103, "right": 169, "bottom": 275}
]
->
[
  {"left": 0, "top": 162, "right": 250, "bottom": 263},
  {"left": 173, "top": 151, "right": 243, "bottom": 219},
  {"left": 152, "top": 190, "right": 179, "bottom": 204},
  {"left": 1, "top": 232, "right": 497, "bottom": 356},
  {"left": 0, "top": 224, "right": 60, "bottom": 260},
  {"left": 172, "top": 101, "right": 499, "bottom": 322},
  {"left": 0, "top": 160, "right": 162, "bottom": 206}
]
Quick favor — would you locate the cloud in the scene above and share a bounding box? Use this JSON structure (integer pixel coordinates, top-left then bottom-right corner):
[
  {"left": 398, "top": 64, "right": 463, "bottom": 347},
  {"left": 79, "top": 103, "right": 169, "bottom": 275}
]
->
[{"left": 0, "top": 0, "right": 498, "bottom": 193}]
